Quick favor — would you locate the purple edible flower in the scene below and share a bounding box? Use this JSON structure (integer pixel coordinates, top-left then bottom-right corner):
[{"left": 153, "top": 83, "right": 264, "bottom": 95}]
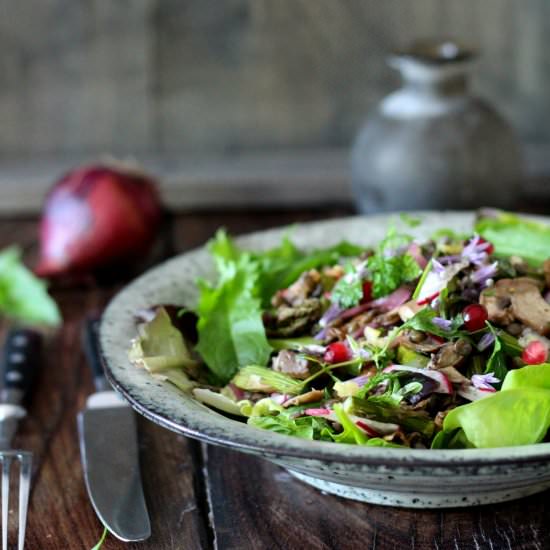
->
[
  {"left": 431, "top": 259, "right": 447, "bottom": 274},
  {"left": 471, "top": 372, "right": 500, "bottom": 391},
  {"left": 432, "top": 316, "right": 453, "bottom": 331},
  {"left": 314, "top": 327, "right": 329, "bottom": 341},
  {"left": 347, "top": 374, "right": 372, "bottom": 387},
  {"left": 315, "top": 303, "right": 344, "bottom": 339},
  {"left": 477, "top": 331, "right": 496, "bottom": 352},
  {"left": 462, "top": 234, "right": 491, "bottom": 266},
  {"left": 471, "top": 261, "right": 498, "bottom": 285},
  {"left": 319, "top": 303, "right": 343, "bottom": 328}
]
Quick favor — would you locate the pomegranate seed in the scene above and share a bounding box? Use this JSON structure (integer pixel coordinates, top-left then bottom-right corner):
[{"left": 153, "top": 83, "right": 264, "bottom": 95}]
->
[
  {"left": 522, "top": 340, "right": 548, "bottom": 365},
  {"left": 478, "top": 237, "right": 495, "bottom": 255},
  {"left": 323, "top": 342, "right": 351, "bottom": 364},
  {"left": 463, "top": 304, "right": 489, "bottom": 332},
  {"left": 361, "top": 280, "right": 373, "bottom": 303}
]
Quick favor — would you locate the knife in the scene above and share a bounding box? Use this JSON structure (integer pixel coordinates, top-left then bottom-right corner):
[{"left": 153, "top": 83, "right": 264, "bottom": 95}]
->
[{"left": 78, "top": 316, "right": 151, "bottom": 542}]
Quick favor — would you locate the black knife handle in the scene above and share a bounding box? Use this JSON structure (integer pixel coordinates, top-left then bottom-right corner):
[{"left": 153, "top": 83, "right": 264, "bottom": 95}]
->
[
  {"left": 1, "top": 328, "right": 42, "bottom": 399},
  {"left": 82, "top": 317, "right": 111, "bottom": 392}
]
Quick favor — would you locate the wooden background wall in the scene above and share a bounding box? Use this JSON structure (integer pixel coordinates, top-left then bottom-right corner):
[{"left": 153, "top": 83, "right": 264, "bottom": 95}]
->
[{"left": 1, "top": 0, "right": 548, "bottom": 159}]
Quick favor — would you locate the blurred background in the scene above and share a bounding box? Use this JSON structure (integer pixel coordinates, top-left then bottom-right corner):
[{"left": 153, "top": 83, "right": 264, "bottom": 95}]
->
[{"left": 1, "top": 0, "right": 549, "bottom": 213}]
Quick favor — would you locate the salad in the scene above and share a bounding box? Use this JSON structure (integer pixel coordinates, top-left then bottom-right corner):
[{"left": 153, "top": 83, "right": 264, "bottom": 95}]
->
[{"left": 129, "top": 211, "right": 550, "bottom": 450}]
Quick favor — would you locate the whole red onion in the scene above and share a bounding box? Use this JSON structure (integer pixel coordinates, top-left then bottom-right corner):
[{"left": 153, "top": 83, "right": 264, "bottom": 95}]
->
[{"left": 36, "top": 163, "right": 162, "bottom": 277}]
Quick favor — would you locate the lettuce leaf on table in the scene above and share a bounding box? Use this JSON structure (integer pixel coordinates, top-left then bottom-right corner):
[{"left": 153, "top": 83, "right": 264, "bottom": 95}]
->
[{"left": 0, "top": 247, "right": 60, "bottom": 326}]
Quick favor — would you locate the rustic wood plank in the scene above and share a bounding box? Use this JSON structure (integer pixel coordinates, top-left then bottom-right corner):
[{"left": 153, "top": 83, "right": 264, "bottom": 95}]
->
[
  {"left": 0, "top": 1, "right": 154, "bottom": 154},
  {"left": 2, "top": 147, "right": 550, "bottom": 215},
  {"left": 3, "top": 286, "right": 211, "bottom": 550},
  {"left": 0, "top": 150, "right": 351, "bottom": 214},
  {"left": 203, "top": 444, "right": 550, "bottom": 550},
  {"left": 0, "top": 219, "right": 212, "bottom": 549}
]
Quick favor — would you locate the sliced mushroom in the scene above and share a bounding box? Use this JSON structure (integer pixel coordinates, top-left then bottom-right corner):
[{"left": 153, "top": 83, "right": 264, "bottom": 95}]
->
[
  {"left": 482, "top": 277, "right": 550, "bottom": 335},
  {"left": 266, "top": 298, "right": 323, "bottom": 337},
  {"left": 272, "top": 350, "right": 311, "bottom": 380},
  {"left": 272, "top": 270, "right": 321, "bottom": 307},
  {"left": 480, "top": 277, "right": 545, "bottom": 329},
  {"left": 340, "top": 309, "right": 378, "bottom": 336},
  {"left": 430, "top": 339, "right": 472, "bottom": 369},
  {"left": 398, "top": 332, "right": 444, "bottom": 354},
  {"left": 282, "top": 389, "right": 324, "bottom": 408},
  {"left": 479, "top": 286, "right": 515, "bottom": 325}
]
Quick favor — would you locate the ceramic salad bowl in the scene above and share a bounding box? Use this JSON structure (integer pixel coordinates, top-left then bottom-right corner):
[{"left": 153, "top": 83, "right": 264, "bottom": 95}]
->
[{"left": 100, "top": 212, "right": 550, "bottom": 509}]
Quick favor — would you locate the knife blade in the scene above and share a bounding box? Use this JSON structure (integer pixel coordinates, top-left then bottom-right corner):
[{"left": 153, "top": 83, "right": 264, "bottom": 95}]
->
[{"left": 78, "top": 316, "right": 151, "bottom": 542}]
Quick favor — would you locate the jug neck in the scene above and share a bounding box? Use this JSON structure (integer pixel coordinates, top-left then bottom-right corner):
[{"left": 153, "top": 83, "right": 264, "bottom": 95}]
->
[
  {"left": 392, "top": 59, "right": 470, "bottom": 97},
  {"left": 388, "top": 40, "right": 475, "bottom": 98}
]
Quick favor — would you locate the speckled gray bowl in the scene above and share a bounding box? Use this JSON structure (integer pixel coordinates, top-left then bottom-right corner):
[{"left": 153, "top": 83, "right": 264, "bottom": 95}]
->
[{"left": 100, "top": 212, "right": 550, "bottom": 508}]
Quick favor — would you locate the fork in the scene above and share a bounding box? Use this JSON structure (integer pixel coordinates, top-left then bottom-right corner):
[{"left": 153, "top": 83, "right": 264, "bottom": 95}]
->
[{"left": 0, "top": 329, "right": 41, "bottom": 550}]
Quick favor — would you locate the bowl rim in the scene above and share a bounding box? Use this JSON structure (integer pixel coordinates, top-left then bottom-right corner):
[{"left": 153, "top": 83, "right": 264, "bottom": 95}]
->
[{"left": 100, "top": 211, "right": 550, "bottom": 467}]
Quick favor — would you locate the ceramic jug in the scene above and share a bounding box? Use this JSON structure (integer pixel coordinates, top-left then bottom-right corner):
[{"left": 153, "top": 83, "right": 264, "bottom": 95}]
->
[{"left": 351, "top": 41, "right": 523, "bottom": 213}]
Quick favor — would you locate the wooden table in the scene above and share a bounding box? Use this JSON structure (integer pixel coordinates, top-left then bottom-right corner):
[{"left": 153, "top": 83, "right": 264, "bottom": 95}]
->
[{"left": 2, "top": 209, "right": 550, "bottom": 550}]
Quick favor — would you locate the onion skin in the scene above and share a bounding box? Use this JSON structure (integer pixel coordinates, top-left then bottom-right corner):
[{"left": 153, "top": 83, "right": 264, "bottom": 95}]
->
[{"left": 36, "top": 164, "right": 162, "bottom": 277}]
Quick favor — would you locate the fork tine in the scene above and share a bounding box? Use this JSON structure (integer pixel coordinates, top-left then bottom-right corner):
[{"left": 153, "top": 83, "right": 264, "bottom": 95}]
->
[
  {"left": 18, "top": 454, "right": 31, "bottom": 550},
  {"left": 2, "top": 456, "right": 11, "bottom": 550}
]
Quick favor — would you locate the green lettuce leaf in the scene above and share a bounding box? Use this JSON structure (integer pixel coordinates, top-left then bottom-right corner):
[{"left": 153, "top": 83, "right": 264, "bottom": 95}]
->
[
  {"left": 196, "top": 254, "right": 272, "bottom": 383},
  {"left": 192, "top": 388, "right": 251, "bottom": 416},
  {"left": 247, "top": 411, "right": 331, "bottom": 440},
  {"left": 403, "top": 307, "right": 466, "bottom": 340},
  {"left": 267, "top": 336, "right": 317, "bottom": 351},
  {"left": 231, "top": 365, "right": 304, "bottom": 394},
  {"left": 438, "top": 364, "right": 550, "bottom": 448},
  {"left": 129, "top": 307, "right": 197, "bottom": 373},
  {"left": 483, "top": 325, "right": 508, "bottom": 384},
  {"left": 208, "top": 229, "right": 363, "bottom": 307},
  {"left": 475, "top": 210, "right": 550, "bottom": 266},
  {"left": 346, "top": 396, "right": 434, "bottom": 438},
  {"left": 501, "top": 363, "right": 550, "bottom": 391},
  {"left": 0, "top": 247, "right": 60, "bottom": 326},
  {"left": 443, "top": 388, "right": 550, "bottom": 448},
  {"left": 329, "top": 404, "right": 369, "bottom": 444},
  {"left": 197, "top": 230, "right": 363, "bottom": 382}
]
